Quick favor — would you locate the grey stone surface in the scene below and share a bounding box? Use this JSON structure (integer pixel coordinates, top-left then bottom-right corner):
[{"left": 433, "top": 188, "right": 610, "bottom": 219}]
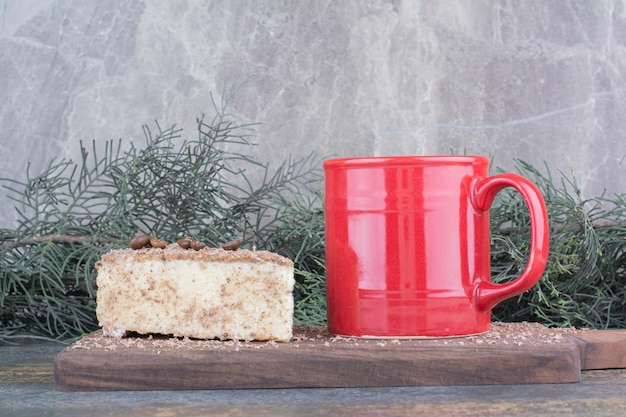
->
[{"left": 3, "top": 0, "right": 626, "bottom": 227}]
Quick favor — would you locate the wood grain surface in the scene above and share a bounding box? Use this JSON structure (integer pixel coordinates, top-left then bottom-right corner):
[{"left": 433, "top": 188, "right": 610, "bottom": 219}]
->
[
  {"left": 570, "top": 329, "right": 626, "bottom": 370},
  {"left": 55, "top": 342, "right": 582, "bottom": 391},
  {"left": 53, "top": 324, "right": 626, "bottom": 392}
]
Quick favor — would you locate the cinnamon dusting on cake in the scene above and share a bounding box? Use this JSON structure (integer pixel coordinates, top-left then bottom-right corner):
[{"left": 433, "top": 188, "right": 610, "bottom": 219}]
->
[{"left": 96, "top": 244, "right": 294, "bottom": 268}]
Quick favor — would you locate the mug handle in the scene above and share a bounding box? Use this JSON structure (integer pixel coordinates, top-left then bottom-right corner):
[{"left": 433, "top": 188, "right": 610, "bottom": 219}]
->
[{"left": 471, "top": 173, "right": 550, "bottom": 312}]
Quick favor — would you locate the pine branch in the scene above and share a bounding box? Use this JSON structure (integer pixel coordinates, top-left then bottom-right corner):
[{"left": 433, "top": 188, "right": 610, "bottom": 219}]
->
[
  {"left": 1, "top": 234, "right": 122, "bottom": 249},
  {"left": 491, "top": 159, "right": 626, "bottom": 329},
  {"left": 0, "top": 78, "right": 326, "bottom": 344},
  {"left": 3, "top": 77, "right": 625, "bottom": 344}
]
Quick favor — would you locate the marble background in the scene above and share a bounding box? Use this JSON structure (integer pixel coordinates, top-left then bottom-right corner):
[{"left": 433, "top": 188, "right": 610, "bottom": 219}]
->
[{"left": 2, "top": 0, "right": 626, "bottom": 227}]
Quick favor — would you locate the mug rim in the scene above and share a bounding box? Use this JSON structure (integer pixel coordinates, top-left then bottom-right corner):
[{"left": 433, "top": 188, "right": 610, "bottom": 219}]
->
[{"left": 323, "top": 155, "right": 489, "bottom": 168}]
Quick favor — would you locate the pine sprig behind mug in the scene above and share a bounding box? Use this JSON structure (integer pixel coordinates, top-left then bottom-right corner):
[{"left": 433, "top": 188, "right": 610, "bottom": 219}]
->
[{"left": 490, "top": 160, "right": 626, "bottom": 329}]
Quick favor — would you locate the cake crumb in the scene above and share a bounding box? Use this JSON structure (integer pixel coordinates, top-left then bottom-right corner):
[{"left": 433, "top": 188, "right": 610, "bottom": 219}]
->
[{"left": 66, "top": 323, "right": 582, "bottom": 354}]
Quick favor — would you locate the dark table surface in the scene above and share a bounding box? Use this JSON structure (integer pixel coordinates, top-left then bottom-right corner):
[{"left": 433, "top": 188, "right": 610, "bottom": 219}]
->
[{"left": 2, "top": 340, "right": 626, "bottom": 417}]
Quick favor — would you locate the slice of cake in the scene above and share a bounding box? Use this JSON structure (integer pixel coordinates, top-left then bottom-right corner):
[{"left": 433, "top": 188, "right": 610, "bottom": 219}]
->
[{"left": 95, "top": 237, "right": 295, "bottom": 342}]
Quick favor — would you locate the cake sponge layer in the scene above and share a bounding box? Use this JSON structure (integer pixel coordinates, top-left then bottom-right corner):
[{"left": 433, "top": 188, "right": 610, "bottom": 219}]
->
[{"left": 95, "top": 245, "right": 295, "bottom": 342}]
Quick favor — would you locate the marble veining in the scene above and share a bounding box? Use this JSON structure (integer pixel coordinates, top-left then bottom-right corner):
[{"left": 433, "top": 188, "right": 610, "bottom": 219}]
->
[{"left": 2, "top": 1, "right": 626, "bottom": 227}]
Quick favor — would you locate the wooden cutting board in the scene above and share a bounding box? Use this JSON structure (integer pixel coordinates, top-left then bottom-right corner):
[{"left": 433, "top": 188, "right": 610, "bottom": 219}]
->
[{"left": 54, "top": 323, "right": 626, "bottom": 391}]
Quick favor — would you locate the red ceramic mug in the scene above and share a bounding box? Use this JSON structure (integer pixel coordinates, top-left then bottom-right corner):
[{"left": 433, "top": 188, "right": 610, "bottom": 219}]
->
[{"left": 324, "top": 156, "right": 549, "bottom": 338}]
